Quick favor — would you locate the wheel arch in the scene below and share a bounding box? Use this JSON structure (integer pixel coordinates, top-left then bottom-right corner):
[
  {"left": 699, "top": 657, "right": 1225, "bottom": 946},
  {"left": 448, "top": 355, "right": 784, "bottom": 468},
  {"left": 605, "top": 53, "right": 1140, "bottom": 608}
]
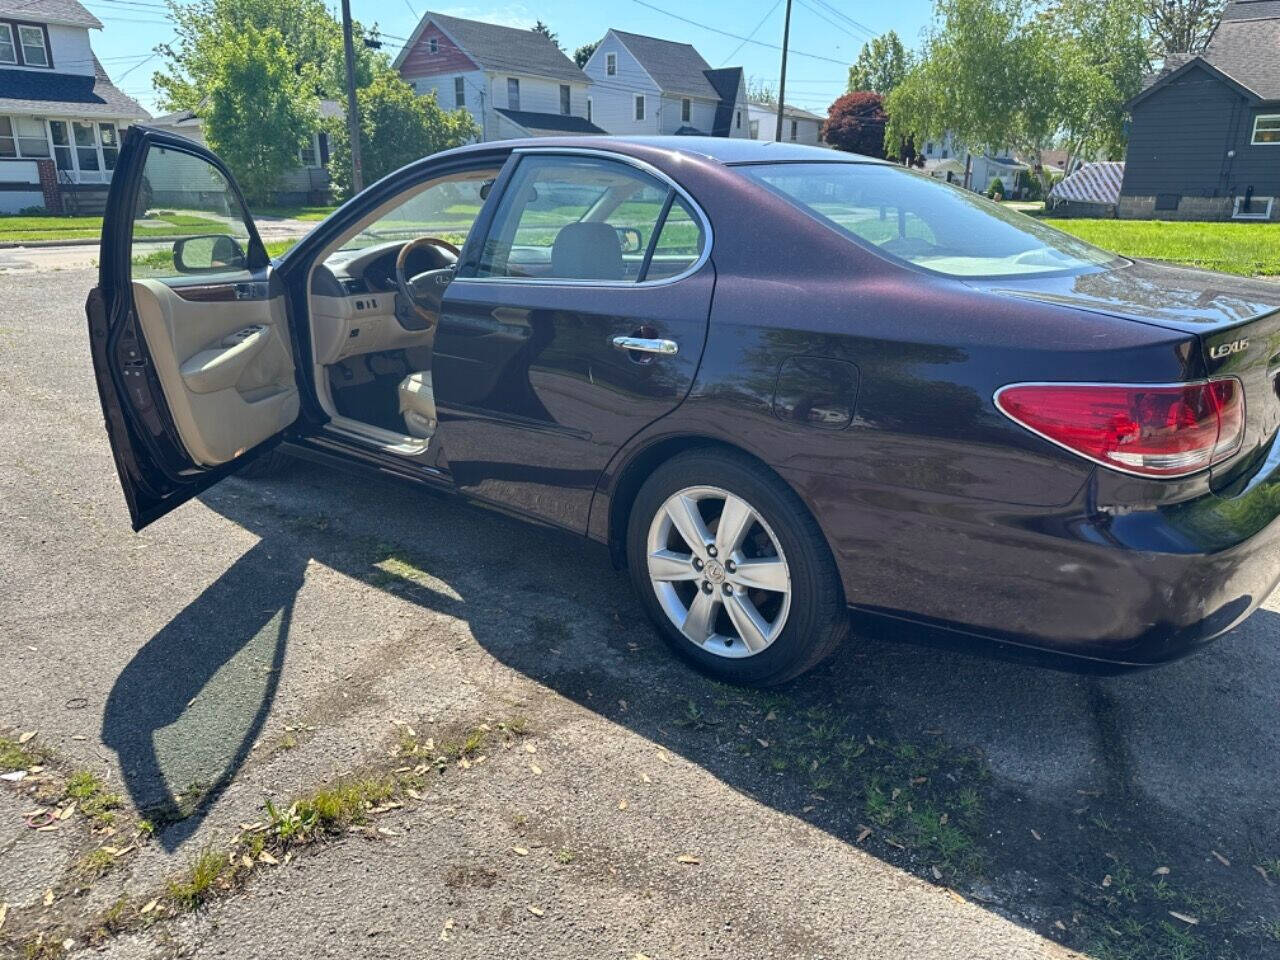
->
[{"left": 601, "top": 433, "right": 836, "bottom": 577}]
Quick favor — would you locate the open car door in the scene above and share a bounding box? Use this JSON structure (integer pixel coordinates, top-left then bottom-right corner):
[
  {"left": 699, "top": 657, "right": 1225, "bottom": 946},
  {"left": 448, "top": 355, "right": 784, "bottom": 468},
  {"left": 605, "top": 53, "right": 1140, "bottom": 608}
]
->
[{"left": 87, "top": 126, "right": 302, "bottom": 530}]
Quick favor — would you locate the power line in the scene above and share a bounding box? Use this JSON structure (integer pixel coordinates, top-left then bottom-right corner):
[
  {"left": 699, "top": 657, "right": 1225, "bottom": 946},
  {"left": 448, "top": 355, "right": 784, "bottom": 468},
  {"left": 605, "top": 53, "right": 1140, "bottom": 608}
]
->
[
  {"left": 629, "top": 0, "right": 849, "bottom": 66},
  {"left": 720, "top": 0, "right": 780, "bottom": 66}
]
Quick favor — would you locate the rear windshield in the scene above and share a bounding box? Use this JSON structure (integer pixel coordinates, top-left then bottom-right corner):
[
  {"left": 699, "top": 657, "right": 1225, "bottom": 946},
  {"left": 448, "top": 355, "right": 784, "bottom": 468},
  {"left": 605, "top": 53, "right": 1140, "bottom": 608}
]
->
[{"left": 736, "top": 161, "right": 1118, "bottom": 278}]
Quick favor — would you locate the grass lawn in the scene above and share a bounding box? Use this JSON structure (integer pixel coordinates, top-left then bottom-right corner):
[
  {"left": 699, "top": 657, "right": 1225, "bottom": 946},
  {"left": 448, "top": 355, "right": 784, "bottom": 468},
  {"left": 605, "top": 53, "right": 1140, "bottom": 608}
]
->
[
  {"left": 0, "top": 212, "right": 228, "bottom": 244},
  {"left": 1043, "top": 218, "right": 1280, "bottom": 278},
  {"left": 131, "top": 237, "right": 298, "bottom": 274},
  {"left": 253, "top": 205, "right": 337, "bottom": 221}
]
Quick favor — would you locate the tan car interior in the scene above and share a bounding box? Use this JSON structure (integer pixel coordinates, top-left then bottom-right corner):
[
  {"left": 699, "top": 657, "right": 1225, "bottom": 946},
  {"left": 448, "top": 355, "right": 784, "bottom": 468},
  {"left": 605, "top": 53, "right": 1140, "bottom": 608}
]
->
[{"left": 131, "top": 278, "right": 299, "bottom": 467}]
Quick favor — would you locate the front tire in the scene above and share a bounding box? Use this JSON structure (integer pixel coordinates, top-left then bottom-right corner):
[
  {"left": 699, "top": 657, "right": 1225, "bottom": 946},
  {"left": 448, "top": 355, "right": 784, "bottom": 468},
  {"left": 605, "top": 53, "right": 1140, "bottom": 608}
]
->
[{"left": 626, "top": 448, "right": 847, "bottom": 686}]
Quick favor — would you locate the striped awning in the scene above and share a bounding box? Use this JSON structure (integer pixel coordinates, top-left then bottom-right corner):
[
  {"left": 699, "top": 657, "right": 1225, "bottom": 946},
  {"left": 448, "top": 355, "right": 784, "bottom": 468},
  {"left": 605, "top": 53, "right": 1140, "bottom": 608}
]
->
[{"left": 1049, "top": 161, "right": 1125, "bottom": 205}]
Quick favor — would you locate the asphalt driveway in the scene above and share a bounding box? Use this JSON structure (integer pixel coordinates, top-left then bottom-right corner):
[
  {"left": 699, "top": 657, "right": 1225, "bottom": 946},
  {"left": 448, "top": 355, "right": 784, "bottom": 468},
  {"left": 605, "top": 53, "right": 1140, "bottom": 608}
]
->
[{"left": 0, "top": 266, "right": 1277, "bottom": 959}]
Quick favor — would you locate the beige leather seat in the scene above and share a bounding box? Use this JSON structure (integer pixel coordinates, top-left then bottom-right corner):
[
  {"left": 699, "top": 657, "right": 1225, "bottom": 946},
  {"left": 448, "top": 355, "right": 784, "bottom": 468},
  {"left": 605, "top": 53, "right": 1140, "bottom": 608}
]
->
[{"left": 398, "top": 371, "right": 437, "bottom": 438}]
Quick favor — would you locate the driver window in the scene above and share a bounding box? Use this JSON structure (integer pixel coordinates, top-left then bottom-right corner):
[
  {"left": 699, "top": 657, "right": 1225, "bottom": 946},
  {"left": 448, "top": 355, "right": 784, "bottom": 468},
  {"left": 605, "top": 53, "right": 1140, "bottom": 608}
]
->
[
  {"left": 131, "top": 145, "right": 257, "bottom": 281},
  {"left": 473, "top": 155, "right": 700, "bottom": 282}
]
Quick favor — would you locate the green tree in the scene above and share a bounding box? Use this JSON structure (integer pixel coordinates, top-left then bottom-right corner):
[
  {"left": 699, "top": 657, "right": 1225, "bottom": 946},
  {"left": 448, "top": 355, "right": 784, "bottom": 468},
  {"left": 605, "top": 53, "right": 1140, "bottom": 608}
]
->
[
  {"left": 1143, "top": 0, "right": 1225, "bottom": 56},
  {"left": 531, "top": 19, "right": 560, "bottom": 49},
  {"left": 327, "top": 69, "right": 478, "bottom": 199},
  {"left": 885, "top": 0, "right": 1068, "bottom": 189},
  {"left": 847, "top": 30, "right": 913, "bottom": 93},
  {"left": 197, "top": 26, "right": 317, "bottom": 205},
  {"left": 573, "top": 40, "right": 598, "bottom": 68},
  {"left": 748, "top": 77, "right": 778, "bottom": 106}
]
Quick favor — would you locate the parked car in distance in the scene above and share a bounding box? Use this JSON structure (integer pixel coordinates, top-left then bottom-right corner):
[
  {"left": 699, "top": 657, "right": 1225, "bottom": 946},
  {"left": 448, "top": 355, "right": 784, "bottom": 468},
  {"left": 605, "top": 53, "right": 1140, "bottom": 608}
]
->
[{"left": 88, "top": 129, "right": 1280, "bottom": 685}]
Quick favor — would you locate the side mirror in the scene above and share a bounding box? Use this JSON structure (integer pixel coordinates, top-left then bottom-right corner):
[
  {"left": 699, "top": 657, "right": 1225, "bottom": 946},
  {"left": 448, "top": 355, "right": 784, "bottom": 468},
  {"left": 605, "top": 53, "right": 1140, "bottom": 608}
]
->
[
  {"left": 172, "top": 234, "right": 247, "bottom": 274},
  {"left": 615, "top": 226, "right": 643, "bottom": 254}
]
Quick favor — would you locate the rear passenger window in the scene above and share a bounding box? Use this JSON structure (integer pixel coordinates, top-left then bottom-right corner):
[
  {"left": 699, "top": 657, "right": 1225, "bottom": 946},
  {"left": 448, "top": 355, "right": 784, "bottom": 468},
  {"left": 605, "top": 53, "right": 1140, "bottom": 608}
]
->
[{"left": 471, "top": 154, "right": 705, "bottom": 283}]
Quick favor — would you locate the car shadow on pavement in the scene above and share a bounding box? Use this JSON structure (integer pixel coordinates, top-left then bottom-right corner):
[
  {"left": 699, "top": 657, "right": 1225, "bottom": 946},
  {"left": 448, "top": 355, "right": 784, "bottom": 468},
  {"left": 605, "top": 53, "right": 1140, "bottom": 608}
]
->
[
  {"left": 106, "top": 457, "right": 1280, "bottom": 956},
  {"left": 102, "top": 540, "right": 300, "bottom": 850}
]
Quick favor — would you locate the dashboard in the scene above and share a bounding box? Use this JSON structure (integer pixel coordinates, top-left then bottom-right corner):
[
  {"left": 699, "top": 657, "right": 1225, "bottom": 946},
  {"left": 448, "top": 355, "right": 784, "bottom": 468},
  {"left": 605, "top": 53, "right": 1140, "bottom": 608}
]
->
[{"left": 308, "top": 239, "right": 456, "bottom": 365}]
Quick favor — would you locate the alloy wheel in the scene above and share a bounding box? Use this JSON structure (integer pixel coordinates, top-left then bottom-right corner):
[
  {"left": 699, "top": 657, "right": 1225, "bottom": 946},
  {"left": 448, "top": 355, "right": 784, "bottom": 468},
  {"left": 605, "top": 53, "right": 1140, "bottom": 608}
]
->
[{"left": 645, "top": 485, "right": 792, "bottom": 659}]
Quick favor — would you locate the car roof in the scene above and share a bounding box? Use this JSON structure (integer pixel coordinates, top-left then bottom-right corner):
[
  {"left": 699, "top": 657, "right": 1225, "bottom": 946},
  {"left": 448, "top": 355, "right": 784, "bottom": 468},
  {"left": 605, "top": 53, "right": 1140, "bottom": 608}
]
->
[{"left": 445, "top": 136, "right": 881, "bottom": 166}]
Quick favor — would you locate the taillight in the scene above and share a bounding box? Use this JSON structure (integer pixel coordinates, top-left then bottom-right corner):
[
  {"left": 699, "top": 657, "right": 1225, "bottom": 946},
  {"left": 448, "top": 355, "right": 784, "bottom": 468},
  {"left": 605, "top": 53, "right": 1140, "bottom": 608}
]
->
[{"left": 995, "top": 379, "right": 1245, "bottom": 478}]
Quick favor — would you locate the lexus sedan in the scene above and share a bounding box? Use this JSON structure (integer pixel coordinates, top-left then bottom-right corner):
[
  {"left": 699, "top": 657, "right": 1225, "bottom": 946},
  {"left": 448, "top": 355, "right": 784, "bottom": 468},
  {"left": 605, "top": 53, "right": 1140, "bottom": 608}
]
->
[{"left": 88, "top": 128, "right": 1280, "bottom": 685}]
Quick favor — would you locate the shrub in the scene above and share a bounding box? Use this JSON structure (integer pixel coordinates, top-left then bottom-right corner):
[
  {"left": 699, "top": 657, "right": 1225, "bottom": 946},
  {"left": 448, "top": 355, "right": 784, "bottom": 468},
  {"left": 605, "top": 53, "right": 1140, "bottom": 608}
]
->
[{"left": 987, "top": 176, "right": 1005, "bottom": 199}]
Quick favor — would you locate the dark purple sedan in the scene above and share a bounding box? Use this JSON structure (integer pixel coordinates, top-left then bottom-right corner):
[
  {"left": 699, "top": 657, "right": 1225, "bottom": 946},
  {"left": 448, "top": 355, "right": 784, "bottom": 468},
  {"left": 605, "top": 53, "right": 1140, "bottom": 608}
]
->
[{"left": 88, "top": 128, "right": 1280, "bottom": 685}]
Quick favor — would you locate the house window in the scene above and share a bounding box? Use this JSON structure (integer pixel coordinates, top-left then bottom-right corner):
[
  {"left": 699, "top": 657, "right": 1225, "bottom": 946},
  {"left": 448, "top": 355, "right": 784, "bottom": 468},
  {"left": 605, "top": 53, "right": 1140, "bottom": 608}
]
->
[
  {"left": 18, "top": 25, "right": 48, "bottom": 67},
  {"left": 606, "top": 52, "right": 617, "bottom": 76},
  {"left": 749, "top": 119, "right": 759, "bottom": 138},
  {"left": 99, "top": 122, "right": 119, "bottom": 170},
  {"left": 925, "top": 142, "right": 934, "bottom": 154},
  {"left": 560, "top": 84, "right": 570, "bottom": 116},
  {"left": 299, "top": 132, "right": 327, "bottom": 168},
  {"left": 0, "top": 25, "right": 15, "bottom": 65},
  {"left": 48, "top": 119, "right": 71, "bottom": 171},
  {"left": 790, "top": 119, "right": 797, "bottom": 141},
  {"left": 1253, "top": 114, "right": 1280, "bottom": 145},
  {"left": 587, "top": 97, "right": 592, "bottom": 123},
  {"left": 8, "top": 116, "right": 49, "bottom": 157},
  {"left": 735, "top": 109, "right": 741, "bottom": 129},
  {"left": 634, "top": 94, "right": 645, "bottom": 121},
  {"left": 681, "top": 98, "right": 690, "bottom": 123},
  {"left": 455, "top": 75, "right": 465, "bottom": 108},
  {"left": 428, "top": 37, "right": 439, "bottom": 54},
  {"left": 507, "top": 77, "right": 520, "bottom": 110}
]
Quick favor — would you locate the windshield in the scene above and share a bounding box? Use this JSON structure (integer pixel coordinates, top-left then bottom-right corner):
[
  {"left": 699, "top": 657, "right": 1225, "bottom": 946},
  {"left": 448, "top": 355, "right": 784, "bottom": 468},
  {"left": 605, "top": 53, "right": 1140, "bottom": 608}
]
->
[{"left": 737, "top": 161, "right": 1118, "bottom": 279}]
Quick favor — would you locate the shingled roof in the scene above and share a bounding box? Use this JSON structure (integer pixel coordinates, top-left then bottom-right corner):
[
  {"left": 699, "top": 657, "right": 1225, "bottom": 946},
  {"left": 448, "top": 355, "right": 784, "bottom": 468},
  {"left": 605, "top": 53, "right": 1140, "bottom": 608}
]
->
[
  {"left": 494, "top": 108, "right": 606, "bottom": 136},
  {"left": 1137, "top": 0, "right": 1280, "bottom": 102},
  {"left": 610, "top": 30, "right": 721, "bottom": 100},
  {"left": 395, "top": 11, "right": 587, "bottom": 85},
  {"left": 0, "top": 0, "right": 100, "bottom": 29},
  {"left": 0, "top": 57, "right": 148, "bottom": 118}
]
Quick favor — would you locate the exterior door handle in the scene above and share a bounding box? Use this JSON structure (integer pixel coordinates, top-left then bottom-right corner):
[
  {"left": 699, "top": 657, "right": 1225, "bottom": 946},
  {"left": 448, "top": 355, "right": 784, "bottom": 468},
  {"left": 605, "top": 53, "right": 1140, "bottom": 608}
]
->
[{"left": 611, "top": 335, "right": 678, "bottom": 356}]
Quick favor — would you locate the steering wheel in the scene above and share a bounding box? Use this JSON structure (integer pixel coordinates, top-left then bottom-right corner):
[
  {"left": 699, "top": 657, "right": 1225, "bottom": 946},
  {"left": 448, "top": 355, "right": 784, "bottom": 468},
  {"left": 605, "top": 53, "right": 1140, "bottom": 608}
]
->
[{"left": 395, "top": 236, "right": 461, "bottom": 329}]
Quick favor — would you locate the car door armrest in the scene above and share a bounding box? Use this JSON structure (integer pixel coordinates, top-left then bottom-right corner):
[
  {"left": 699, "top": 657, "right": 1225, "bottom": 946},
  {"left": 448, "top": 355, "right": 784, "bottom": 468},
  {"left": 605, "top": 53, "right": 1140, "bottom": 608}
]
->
[{"left": 179, "top": 325, "right": 268, "bottom": 394}]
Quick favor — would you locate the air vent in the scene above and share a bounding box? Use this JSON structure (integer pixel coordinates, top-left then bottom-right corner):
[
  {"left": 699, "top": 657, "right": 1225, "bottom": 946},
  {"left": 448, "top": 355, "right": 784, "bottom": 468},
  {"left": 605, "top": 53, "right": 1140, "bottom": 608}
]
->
[{"left": 341, "top": 278, "right": 369, "bottom": 295}]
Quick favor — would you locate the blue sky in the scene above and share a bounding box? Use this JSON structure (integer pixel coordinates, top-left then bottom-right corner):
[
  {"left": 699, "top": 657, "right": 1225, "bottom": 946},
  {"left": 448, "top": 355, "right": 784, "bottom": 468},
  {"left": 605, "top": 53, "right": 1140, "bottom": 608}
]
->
[{"left": 90, "top": 0, "right": 937, "bottom": 117}]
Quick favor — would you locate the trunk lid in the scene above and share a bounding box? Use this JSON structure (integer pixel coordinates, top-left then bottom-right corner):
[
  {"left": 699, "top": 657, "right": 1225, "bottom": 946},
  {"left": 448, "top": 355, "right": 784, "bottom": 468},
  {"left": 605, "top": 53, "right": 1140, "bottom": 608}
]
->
[{"left": 973, "top": 258, "right": 1280, "bottom": 487}]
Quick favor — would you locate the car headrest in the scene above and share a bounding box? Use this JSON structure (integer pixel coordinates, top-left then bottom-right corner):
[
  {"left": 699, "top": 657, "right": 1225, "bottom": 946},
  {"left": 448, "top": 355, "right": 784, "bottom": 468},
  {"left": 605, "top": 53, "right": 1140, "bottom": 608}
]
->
[{"left": 550, "top": 222, "right": 624, "bottom": 281}]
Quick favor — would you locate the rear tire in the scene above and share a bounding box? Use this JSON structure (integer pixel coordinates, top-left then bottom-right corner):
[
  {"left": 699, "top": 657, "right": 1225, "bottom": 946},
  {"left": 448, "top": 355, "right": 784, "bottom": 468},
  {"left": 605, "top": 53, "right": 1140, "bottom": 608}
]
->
[
  {"left": 235, "top": 448, "right": 294, "bottom": 480},
  {"left": 626, "top": 448, "right": 847, "bottom": 686}
]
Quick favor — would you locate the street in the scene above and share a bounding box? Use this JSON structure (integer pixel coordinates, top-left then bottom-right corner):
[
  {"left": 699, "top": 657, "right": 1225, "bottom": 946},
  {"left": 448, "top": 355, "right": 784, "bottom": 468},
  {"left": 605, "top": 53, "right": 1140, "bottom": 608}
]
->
[{"left": 1, "top": 265, "right": 1278, "bottom": 959}]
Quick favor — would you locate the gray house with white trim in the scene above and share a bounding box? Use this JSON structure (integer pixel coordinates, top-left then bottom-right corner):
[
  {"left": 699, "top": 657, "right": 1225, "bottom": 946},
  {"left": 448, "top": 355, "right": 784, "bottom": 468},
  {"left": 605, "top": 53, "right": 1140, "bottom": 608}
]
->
[
  {"left": 1120, "top": 0, "right": 1280, "bottom": 221},
  {"left": 581, "top": 30, "right": 748, "bottom": 138},
  {"left": 0, "top": 0, "right": 149, "bottom": 213}
]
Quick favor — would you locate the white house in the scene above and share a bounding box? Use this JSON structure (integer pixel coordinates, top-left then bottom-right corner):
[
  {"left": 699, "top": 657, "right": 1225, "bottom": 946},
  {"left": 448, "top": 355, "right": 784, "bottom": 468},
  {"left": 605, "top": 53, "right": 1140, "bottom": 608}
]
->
[
  {"left": 581, "top": 30, "right": 749, "bottom": 138},
  {"left": 920, "top": 132, "right": 1029, "bottom": 195},
  {"left": 0, "top": 0, "right": 149, "bottom": 213},
  {"left": 395, "top": 11, "right": 604, "bottom": 141},
  {"left": 745, "top": 100, "right": 824, "bottom": 144}
]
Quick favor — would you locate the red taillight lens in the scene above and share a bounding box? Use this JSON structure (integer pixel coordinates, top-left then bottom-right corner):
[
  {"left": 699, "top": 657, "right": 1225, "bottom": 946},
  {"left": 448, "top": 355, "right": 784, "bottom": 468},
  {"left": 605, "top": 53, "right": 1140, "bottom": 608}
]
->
[{"left": 996, "top": 379, "right": 1245, "bottom": 478}]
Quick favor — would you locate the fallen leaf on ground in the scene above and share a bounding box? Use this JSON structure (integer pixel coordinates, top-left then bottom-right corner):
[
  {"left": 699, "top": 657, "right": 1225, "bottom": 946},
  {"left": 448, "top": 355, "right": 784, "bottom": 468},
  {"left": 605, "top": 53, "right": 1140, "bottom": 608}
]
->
[
  {"left": 1102, "top": 875, "right": 1112, "bottom": 887},
  {"left": 377, "top": 827, "right": 396, "bottom": 837},
  {"left": 458, "top": 757, "right": 471, "bottom": 770},
  {"left": 440, "top": 918, "right": 455, "bottom": 942},
  {"left": 58, "top": 803, "right": 76, "bottom": 821},
  {"left": 856, "top": 826, "right": 872, "bottom": 843},
  {"left": 911, "top": 777, "right": 928, "bottom": 785},
  {"left": 0, "top": 903, "right": 7, "bottom": 932},
  {"left": 656, "top": 750, "right": 672, "bottom": 764},
  {"left": 1153, "top": 866, "right": 1170, "bottom": 876},
  {"left": 618, "top": 799, "right": 628, "bottom": 811},
  {"left": 802, "top": 805, "right": 815, "bottom": 813},
  {"left": 1030, "top": 829, "right": 1042, "bottom": 841},
  {"left": 1211, "top": 850, "right": 1230, "bottom": 866},
  {"left": 527, "top": 905, "right": 544, "bottom": 917},
  {"left": 0, "top": 771, "right": 26, "bottom": 782},
  {"left": 756, "top": 738, "right": 770, "bottom": 748},
  {"left": 529, "top": 763, "right": 543, "bottom": 776},
  {"left": 258, "top": 851, "right": 279, "bottom": 865},
  {"left": 640, "top": 772, "right": 652, "bottom": 784},
  {"left": 524, "top": 744, "right": 536, "bottom": 753},
  {"left": 283, "top": 851, "right": 293, "bottom": 865},
  {"left": 1168, "top": 911, "right": 1197, "bottom": 925},
  {"left": 513, "top": 846, "right": 529, "bottom": 856},
  {"left": 18, "top": 731, "right": 36, "bottom": 744},
  {"left": 43, "top": 888, "right": 53, "bottom": 907},
  {"left": 241, "top": 855, "right": 253, "bottom": 869},
  {"left": 676, "top": 854, "right": 700, "bottom": 865},
  {"left": 1054, "top": 920, "right": 1066, "bottom": 931},
  {"left": 931, "top": 865, "right": 943, "bottom": 880},
  {"left": 140, "top": 899, "right": 158, "bottom": 915},
  {"left": 1255, "top": 865, "right": 1273, "bottom": 885}
]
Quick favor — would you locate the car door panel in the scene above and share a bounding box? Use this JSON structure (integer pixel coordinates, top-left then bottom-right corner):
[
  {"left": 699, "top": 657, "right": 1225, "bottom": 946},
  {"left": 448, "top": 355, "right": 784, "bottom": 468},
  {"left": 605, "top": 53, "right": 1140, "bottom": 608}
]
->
[
  {"left": 434, "top": 269, "right": 714, "bottom": 531},
  {"left": 131, "top": 277, "right": 298, "bottom": 466}
]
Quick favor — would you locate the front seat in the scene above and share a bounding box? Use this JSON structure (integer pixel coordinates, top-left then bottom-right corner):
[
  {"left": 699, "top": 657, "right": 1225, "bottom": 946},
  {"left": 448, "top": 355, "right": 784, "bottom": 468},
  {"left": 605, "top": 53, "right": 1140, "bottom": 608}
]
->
[
  {"left": 550, "top": 222, "right": 624, "bottom": 280},
  {"left": 398, "top": 370, "right": 437, "bottom": 438}
]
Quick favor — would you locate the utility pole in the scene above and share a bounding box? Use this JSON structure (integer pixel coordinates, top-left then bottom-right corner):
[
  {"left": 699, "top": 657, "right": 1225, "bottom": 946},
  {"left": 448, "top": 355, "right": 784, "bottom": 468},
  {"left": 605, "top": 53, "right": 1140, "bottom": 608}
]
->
[
  {"left": 340, "top": 0, "right": 364, "bottom": 193},
  {"left": 774, "top": 0, "right": 792, "bottom": 141}
]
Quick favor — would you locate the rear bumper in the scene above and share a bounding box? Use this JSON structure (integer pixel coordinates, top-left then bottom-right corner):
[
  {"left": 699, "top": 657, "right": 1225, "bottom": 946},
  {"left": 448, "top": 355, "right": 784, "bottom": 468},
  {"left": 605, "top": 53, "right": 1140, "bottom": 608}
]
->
[{"left": 796, "top": 443, "right": 1280, "bottom": 667}]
